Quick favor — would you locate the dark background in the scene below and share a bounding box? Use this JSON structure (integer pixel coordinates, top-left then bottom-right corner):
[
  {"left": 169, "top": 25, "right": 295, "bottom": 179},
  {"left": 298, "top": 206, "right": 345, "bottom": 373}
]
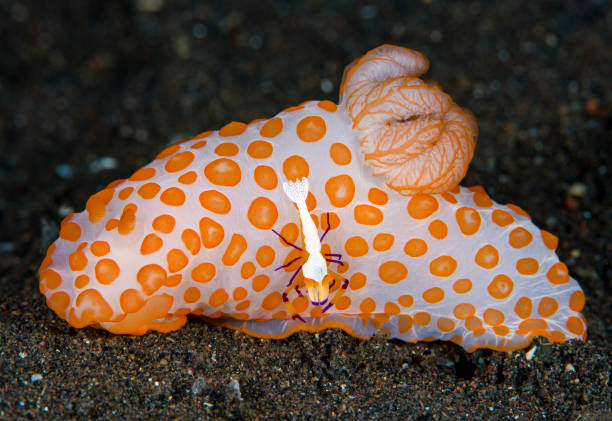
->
[{"left": 1, "top": 1, "right": 610, "bottom": 419}]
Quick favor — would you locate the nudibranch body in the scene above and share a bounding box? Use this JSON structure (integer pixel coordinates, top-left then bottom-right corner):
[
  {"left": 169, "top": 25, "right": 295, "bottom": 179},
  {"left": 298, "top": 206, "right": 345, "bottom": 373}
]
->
[{"left": 39, "top": 45, "right": 586, "bottom": 352}]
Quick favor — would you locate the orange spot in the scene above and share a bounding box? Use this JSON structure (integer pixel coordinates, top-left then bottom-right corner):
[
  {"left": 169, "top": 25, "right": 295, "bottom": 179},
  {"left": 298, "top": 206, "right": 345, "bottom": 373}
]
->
[
  {"left": 455, "top": 207, "right": 481, "bottom": 235},
  {"left": 282, "top": 155, "right": 310, "bottom": 180},
  {"left": 325, "top": 174, "right": 355, "bottom": 208},
  {"left": 360, "top": 297, "right": 376, "bottom": 313},
  {"left": 493, "top": 325, "right": 510, "bottom": 336},
  {"left": 69, "top": 250, "right": 88, "bottom": 271},
  {"left": 204, "top": 158, "right": 242, "bottom": 186},
  {"left": 453, "top": 278, "right": 472, "bottom": 294},
  {"left": 297, "top": 115, "right": 326, "bottom": 142},
  {"left": 191, "top": 140, "right": 207, "bottom": 149},
  {"left": 107, "top": 179, "right": 125, "bottom": 189},
  {"left": 120, "top": 289, "right": 146, "bottom": 313},
  {"left": 184, "top": 287, "right": 201, "bottom": 303},
  {"left": 214, "top": 142, "right": 239, "bottom": 157},
  {"left": 137, "top": 182, "right": 161, "bottom": 199},
  {"left": 167, "top": 249, "right": 188, "bottom": 273},
  {"left": 335, "top": 295, "right": 351, "bottom": 310},
  {"left": 407, "top": 194, "right": 438, "bottom": 219},
  {"left": 483, "top": 308, "right": 505, "bottom": 326},
  {"left": 254, "top": 165, "right": 278, "bottom": 190},
  {"left": 137, "top": 264, "right": 166, "bottom": 295},
  {"left": 566, "top": 316, "right": 585, "bottom": 335},
  {"left": 222, "top": 234, "right": 247, "bottom": 266},
  {"left": 507, "top": 203, "right": 530, "bottom": 218},
  {"left": 241, "top": 261, "right": 256, "bottom": 279},
  {"left": 176, "top": 230, "right": 198, "bottom": 256},
  {"left": 155, "top": 144, "right": 180, "bottom": 160},
  {"left": 262, "top": 292, "right": 283, "bottom": 310},
  {"left": 453, "top": 303, "right": 475, "bottom": 320},
  {"left": 398, "top": 294, "right": 414, "bottom": 307},
  {"left": 373, "top": 233, "right": 394, "bottom": 251},
  {"left": 74, "top": 274, "right": 89, "bottom": 289},
  {"left": 247, "top": 197, "right": 278, "bottom": 230},
  {"left": 256, "top": 246, "right": 275, "bottom": 268},
  {"left": 160, "top": 187, "right": 186, "bottom": 206},
  {"left": 60, "top": 222, "right": 81, "bottom": 242},
  {"left": 474, "top": 244, "right": 499, "bottom": 269},
  {"left": 199, "top": 217, "right": 225, "bottom": 248},
  {"left": 199, "top": 190, "right": 231, "bottom": 214},
  {"left": 283, "top": 104, "right": 304, "bottom": 113},
  {"left": 404, "top": 238, "right": 428, "bottom": 257},
  {"left": 129, "top": 167, "right": 156, "bottom": 181},
  {"left": 538, "top": 297, "right": 558, "bottom": 317},
  {"left": 317, "top": 100, "right": 337, "bottom": 112},
  {"left": 368, "top": 188, "right": 388, "bottom": 206},
  {"left": 329, "top": 142, "right": 352, "bottom": 165},
  {"left": 95, "top": 259, "right": 120, "bottom": 285},
  {"left": 233, "top": 287, "right": 248, "bottom": 301},
  {"left": 441, "top": 192, "right": 457, "bottom": 204},
  {"left": 260, "top": 117, "right": 283, "bottom": 138},
  {"left": 378, "top": 261, "right": 408, "bottom": 284},
  {"left": 428, "top": 219, "right": 448, "bottom": 240},
  {"left": 546, "top": 262, "right": 569, "bottom": 285},
  {"left": 398, "top": 315, "right": 413, "bottom": 333},
  {"left": 509, "top": 227, "right": 533, "bottom": 248},
  {"left": 140, "top": 233, "right": 162, "bottom": 255},
  {"left": 437, "top": 318, "right": 456, "bottom": 332},
  {"left": 488, "top": 274, "right": 514, "bottom": 299},
  {"left": 118, "top": 186, "right": 134, "bottom": 200},
  {"left": 252, "top": 274, "right": 270, "bottom": 292},
  {"left": 164, "top": 274, "right": 182, "bottom": 287},
  {"left": 384, "top": 302, "right": 400, "bottom": 314},
  {"left": 105, "top": 219, "right": 119, "bottom": 231},
  {"left": 349, "top": 272, "right": 367, "bottom": 290},
  {"left": 178, "top": 171, "right": 197, "bottom": 184},
  {"left": 516, "top": 258, "right": 539, "bottom": 275},
  {"left": 491, "top": 209, "right": 514, "bottom": 227},
  {"left": 209, "top": 288, "right": 229, "bottom": 307},
  {"left": 247, "top": 140, "right": 273, "bottom": 159},
  {"left": 320, "top": 211, "right": 340, "bottom": 231},
  {"left": 153, "top": 214, "right": 175, "bottom": 234},
  {"left": 191, "top": 262, "right": 216, "bottom": 283},
  {"left": 280, "top": 223, "right": 299, "bottom": 246},
  {"left": 74, "top": 289, "right": 113, "bottom": 325},
  {"left": 345, "top": 236, "right": 368, "bottom": 257},
  {"left": 413, "top": 312, "right": 431, "bottom": 326},
  {"left": 514, "top": 297, "right": 532, "bottom": 319},
  {"left": 518, "top": 318, "right": 547, "bottom": 332},
  {"left": 118, "top": 203, "right": 137, "bottom": 235},
  {"left": 465, "top": 316, "right": 482, "bottom": 331},
  {"left": 306, "top": 192, "right": 317, "bottom": 210},
  {"left": 473, "top": 191, "right": 493, "bottom": 207},
  {"left": 219, "top": 121, "right": 247, "bottom": 137},
  {"left": 429, "top": 255, "right": 457, "bottom": 277},
  {"left": 569, "top": 290, "right": 585, "bottom": 312},
  {"left": 40, "top": 269, "right": 62, "bottom": 291},
  {"left": 86, "top": 188, "right": 115, "bottom": 223},
  {"left": 165, "top": 151, "right": 195, "bottom": 172},
  {"left": 423, "top": 287, "right": 444, "bottom": 304},
  {"left": 540, "top": 230, "right": 558, "bottom": 250},
  {"left": 354, "top": 204, "right": 383, "bottom": 225}
]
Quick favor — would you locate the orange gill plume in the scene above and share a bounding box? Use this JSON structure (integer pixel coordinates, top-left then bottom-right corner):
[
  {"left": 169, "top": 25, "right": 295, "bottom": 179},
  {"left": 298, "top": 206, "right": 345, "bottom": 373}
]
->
[{"left": 339, "top": 44, "right": 478, "bottom": 195}]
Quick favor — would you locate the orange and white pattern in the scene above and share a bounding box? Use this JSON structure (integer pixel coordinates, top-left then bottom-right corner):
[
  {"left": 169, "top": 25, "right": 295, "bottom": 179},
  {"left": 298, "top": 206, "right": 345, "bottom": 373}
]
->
[{"left": 38, "top": 45, "right": 586, "bottom": 352}]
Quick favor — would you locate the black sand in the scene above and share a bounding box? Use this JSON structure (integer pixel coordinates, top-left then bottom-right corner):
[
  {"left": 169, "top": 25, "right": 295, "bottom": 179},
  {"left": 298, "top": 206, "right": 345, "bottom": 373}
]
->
[{"left": 1, "top": 1, "right": 610, "bottom": 419}]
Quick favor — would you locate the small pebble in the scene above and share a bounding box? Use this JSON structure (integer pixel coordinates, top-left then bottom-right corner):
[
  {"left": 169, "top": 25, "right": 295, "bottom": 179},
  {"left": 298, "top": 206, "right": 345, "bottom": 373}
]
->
[
  {"left": 525, "top": 346, "right": 537, "bottom": 361},
  {"left": 567, "top": 182, "right": 587, "bottom": 198},
  {"left": 31, "top": 374, "right": 43, "bottom": 382}
]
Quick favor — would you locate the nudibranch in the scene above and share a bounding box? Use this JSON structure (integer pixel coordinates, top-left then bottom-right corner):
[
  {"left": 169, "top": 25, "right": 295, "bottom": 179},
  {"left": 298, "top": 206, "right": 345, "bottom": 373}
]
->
[{"left": 38, "top": 45, "right": 586, "bottom": 352}]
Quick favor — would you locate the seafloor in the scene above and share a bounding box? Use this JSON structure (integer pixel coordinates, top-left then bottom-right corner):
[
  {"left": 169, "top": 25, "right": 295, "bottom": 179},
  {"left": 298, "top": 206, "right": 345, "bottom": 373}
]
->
[{"left": 0, "top": 1, "right": 610, "bottom": 419}]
